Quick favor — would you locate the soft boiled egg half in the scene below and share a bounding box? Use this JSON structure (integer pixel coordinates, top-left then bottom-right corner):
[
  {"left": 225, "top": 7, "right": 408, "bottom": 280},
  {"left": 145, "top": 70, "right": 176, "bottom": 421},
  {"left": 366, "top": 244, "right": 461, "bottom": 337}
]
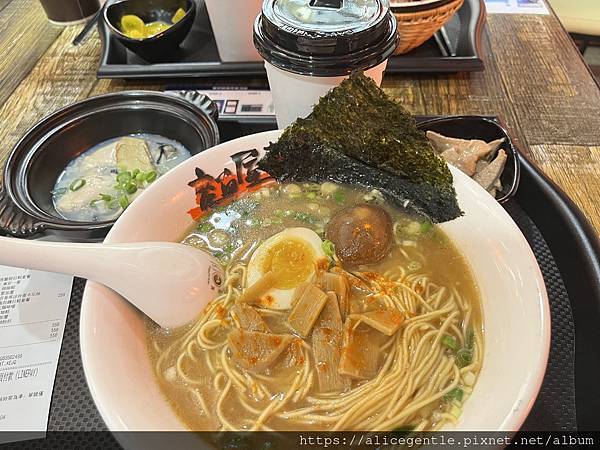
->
[{"left": 247, "top": 227, "right": 328, "bottom": 309}]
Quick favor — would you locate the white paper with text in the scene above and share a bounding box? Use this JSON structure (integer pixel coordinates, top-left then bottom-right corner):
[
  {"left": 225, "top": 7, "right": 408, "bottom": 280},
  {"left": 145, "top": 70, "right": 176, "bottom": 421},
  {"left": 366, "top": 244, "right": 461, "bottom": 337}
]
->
[{"left": 0, "top": 266, "right": 73, "bottom": 434}]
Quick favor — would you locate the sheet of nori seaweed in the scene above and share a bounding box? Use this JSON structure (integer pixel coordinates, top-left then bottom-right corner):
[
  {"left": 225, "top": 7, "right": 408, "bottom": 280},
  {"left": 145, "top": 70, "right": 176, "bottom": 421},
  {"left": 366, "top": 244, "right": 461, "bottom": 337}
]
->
[
  {"left": 261, "top": 73, "right": 462, "bottom": 223},
  {"left": 260, "top": 131, "right": 462, "bottom": 223}
]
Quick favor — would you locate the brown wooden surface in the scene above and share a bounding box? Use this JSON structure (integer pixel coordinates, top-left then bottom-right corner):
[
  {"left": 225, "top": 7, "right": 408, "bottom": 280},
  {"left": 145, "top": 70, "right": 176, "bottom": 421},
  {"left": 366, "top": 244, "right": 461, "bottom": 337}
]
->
[{"left": 0, "top": 0, "right": 599, "bottom": 234}]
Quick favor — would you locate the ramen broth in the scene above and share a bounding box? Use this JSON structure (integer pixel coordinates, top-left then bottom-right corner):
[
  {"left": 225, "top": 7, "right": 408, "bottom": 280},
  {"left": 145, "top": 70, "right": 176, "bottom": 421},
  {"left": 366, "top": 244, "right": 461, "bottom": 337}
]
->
[{"left": 147, "top": 182, "right": 483, "bottom": 431}]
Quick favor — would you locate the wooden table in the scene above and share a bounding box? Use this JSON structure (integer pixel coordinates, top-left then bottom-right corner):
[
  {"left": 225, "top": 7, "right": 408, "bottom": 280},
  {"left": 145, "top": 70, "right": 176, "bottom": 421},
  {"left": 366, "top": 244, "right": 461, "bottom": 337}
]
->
[{"left": 1, "top": 0, "right": 599, "bottom": 234}]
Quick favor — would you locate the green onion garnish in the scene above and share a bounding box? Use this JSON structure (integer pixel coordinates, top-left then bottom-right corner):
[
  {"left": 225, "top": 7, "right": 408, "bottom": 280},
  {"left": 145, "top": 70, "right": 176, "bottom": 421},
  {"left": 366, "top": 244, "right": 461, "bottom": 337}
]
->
[
  {"left": 444, "top": 387, "right": 464, "bottom": 402},
  {"left": 306, "top": 192, "right": 317, "bottom": 200},
  {"left": 131, "top": 169, "right": 140, "bottom": 178},
  {"left": 442, "top": 335, "right": 459, "bottom": 351},
  {"left": 456, "top": 348, "right": 473, "bottom": 368},
  {"left": 118, "top": 195, "right": 130, "bottom": 209},
  {"left": 145, "top": 171, "right": 158, "bottom": 183},
  {"left": 333, "top": 190, "right": 346, "bottom": 205},
  {"left": 197, "top": 222, "right": 214, "bottom": 233},
  {"left": 116, "top": 172, "right": 131, "bottom": 184},
  {"left": 125, "top": 182, "right": 138, "bottom": 195},
  {"left": 420, "top": 221, "right": 433, "bottom": 233},
  {"left": 90, "top": 193, "right": 113, "bottom": 207},
  {"left": 223, "top": 243, "right": 237, "bottom": 254},
  {"left": 69, "top": 179, "right": 86, "bottom": 192},
  {"left": 465, "top": 327, "right": 475, "bottom": 349},
  {"left": 322, "top": 240, "right": 336, "bottom": 258}
]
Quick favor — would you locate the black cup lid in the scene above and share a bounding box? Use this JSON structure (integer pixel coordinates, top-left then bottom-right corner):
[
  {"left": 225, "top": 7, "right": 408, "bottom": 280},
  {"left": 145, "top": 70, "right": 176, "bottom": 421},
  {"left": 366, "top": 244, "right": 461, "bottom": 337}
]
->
[{"left": 254, "top": 0, "right": 398, "bottom": 77}]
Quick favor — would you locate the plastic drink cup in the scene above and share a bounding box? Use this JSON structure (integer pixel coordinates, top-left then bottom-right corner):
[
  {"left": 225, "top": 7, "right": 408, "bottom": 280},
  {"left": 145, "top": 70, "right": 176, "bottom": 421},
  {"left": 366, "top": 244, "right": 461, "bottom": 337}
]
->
[
  {"left": 39, "top": 0, "right": 101, "bottom": 25},
  {"left": 254, "top": 0, "right": 399, "bottom": 128}
]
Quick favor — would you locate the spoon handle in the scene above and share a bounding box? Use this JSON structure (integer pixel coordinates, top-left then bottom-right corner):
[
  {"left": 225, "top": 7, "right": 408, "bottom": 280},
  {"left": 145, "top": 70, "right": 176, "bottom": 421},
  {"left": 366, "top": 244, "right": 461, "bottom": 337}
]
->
[
  {"left": 0, "top": 236, "right": 129, "bottom": 282},
  {"left": 0, "top": 236, "right": 223, "bottom": 328}
]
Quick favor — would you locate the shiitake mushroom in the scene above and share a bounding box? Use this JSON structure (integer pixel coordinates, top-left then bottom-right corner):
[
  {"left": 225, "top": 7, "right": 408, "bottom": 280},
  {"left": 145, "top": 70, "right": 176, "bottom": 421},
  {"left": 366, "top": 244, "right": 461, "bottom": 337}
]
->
[{"left": 325, "top": 204, "right": 393, "bottom": 265}]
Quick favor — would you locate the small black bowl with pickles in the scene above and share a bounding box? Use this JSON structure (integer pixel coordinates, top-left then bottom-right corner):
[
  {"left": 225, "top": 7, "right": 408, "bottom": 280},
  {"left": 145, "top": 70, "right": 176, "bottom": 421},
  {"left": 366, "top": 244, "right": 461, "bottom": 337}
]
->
[{"left": 103, "top": 0, "right": 196, "bottom": 61}]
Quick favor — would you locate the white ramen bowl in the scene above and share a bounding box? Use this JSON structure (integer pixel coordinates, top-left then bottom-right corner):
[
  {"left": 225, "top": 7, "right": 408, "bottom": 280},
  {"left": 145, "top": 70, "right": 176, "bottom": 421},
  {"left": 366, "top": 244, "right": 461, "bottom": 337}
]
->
[{"left": 80, "top": 130, "right": 550, "bottom": 435}]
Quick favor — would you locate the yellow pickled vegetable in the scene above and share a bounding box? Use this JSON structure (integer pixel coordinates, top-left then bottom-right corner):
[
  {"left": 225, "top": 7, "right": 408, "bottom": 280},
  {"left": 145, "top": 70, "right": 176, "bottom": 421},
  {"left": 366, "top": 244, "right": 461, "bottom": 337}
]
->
[
  {"left": 171, "top": 8, "right": 186, "bottom": 24},
  {"left": 126, "top": 29, "right": 145, "bottom": 40},
  {"left": 120, "top": 14, "right": 145, "bottom": 35},
  {"left": 144, "top": 21, "right": 171, "bottom": 37}
]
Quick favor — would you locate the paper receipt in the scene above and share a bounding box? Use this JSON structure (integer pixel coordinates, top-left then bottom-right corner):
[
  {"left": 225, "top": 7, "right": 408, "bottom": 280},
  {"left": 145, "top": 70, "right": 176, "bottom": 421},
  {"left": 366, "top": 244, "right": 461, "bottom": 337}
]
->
[{"left": 0, "top": 265, "right": 73, "bottom": 433}]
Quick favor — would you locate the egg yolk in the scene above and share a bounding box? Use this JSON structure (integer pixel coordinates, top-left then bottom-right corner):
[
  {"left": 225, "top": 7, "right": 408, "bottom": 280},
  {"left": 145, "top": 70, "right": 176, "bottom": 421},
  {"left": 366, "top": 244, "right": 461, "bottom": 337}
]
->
[{"left": 261, "top": 238, "right": 315, "bottom": 290}]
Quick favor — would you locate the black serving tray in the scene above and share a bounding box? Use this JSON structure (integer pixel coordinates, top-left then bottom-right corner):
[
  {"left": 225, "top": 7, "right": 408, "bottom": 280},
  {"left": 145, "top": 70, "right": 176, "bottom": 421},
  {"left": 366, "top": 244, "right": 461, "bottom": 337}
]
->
[
  {"left": 3, "top": 117, "right": 599, "bottom": 448},
  {"left": 97, "top": 0, "right": 486, "bottom": 79}
]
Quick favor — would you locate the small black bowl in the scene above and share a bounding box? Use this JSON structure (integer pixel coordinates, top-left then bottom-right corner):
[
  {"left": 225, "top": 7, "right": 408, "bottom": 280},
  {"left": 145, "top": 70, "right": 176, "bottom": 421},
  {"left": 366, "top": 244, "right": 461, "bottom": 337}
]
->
[
  {"left": 104, "top": 0, "right": 195, "bottom": 61},
  {"left": 0, "top": 91, "right": 219, "bottom": 240},
  {"left": 417, "top": 115, "right": 520, "bottom": 204}
]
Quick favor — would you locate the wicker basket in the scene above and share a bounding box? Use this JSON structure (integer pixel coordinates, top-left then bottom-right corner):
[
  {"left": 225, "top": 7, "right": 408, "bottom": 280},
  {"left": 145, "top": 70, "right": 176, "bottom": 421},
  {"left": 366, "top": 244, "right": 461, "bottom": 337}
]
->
[{"left": 392, "top": 0, "right": 465, "bottom": 55}]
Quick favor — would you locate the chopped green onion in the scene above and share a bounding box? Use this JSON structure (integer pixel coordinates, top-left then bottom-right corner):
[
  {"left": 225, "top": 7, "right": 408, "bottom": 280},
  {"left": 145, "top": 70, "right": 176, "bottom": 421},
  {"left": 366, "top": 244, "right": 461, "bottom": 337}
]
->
[
  {"left": 116, "top": 172, "right": 131, "bottom": 184},
  {"left": 197, "top": 222, "right": 214, "bottom": 233},
  {"left": 292, "top": 211, "right": 317, "bottom": 224},
  {"left": 305, "top": 191, "right": 317, "bottom": 200},
  {"left": 108, "top": 199, "right": 119, "bottom": 210},
  {"left": 442, "top": 335, "right": 459, "bottom": 351},
  {"left": 125, "top": 182, "right": 138, "bottom": 195},
  {"left": 465, "top": 327, "right": 475, "bottom": 349},
  {"left": 444, "top": 387, "right": 464, "bottom": 402},
  {"left": 145, "top": 170, "right": 158, "bottom": 183},
  {"left": 273, "top": 209, "right": 284, "bottom": 218},
  {"left": 450, "top": 403, "right": 463, "bottom": 419},
  {"left": 91, "top": 193, "right": 113, "bottom": 206},
  {"left": 420, "top": 221, "right": 433, "bottom": 233},
  {"left": 135, "top": 172, "right": 146, "bottom": 185},
  {"left": 288, "top": 192, "right": 302, "bottom": 200},
  {"left": 131, "top": 169, "right": 140, "bottom": 178},
  {"left": 456, "top": 348, "right": 473, "bottom": 368},
  {"left": 118, "top": 195, "right": 130, "bottom": 209},
  {"left": 69, "top": 179, "right": 86, "bottom": 192},
  {"left": 223, "top": 243, "right": 237, "bottom": 254},
  {"left": 322, "top": 240, "right": 336, "bottom": 258},
  {"left": 333, "top": 190, "right": 346, "bottom": 205}
]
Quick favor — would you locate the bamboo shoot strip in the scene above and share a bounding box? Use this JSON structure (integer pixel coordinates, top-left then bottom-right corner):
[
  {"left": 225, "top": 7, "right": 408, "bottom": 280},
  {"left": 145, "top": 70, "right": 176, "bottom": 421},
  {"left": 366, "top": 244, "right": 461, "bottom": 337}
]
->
[
  {"left": 231, "top": 303, "right": 270, "bottom": 333},
  {"left": 228, "top": 329, "right": 292, "bottom": 373},
  {"left": 238, "top": 271, "right": 276, "bottom": 305},
  {"left": 353, "top": 309, "right": 405, "bottom": 336},
  {"left": 287, "top": 285, "right": 328, "bottom": 338},
  {"left": 312, "top": 292, "right": 350, "bottom": 392},
  {"left": 339, "top": 318, "right": 383, "bottom": 380}
]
